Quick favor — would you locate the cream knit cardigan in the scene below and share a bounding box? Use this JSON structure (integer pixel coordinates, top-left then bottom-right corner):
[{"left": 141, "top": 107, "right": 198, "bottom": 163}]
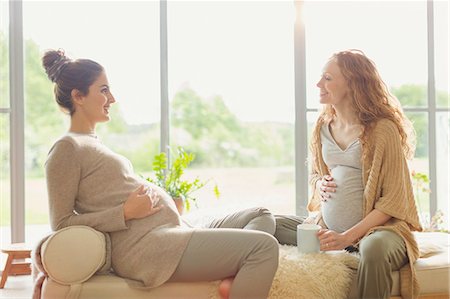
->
[{"left": 308, "top": 119, "right": 423, "bottom": 299}]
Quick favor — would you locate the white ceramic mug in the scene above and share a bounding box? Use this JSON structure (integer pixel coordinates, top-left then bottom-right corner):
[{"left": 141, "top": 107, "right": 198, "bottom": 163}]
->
[{"left": 297, "top": 223, "right": 321, "bottom": 254}]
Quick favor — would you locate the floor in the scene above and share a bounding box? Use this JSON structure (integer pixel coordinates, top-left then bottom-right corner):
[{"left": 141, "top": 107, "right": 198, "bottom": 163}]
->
[
  {"left": 0, "top": 275, "right": 32, "bottom": 299},
  {"left": 0, "top": 224, "right": 51, "bottom": 299}
]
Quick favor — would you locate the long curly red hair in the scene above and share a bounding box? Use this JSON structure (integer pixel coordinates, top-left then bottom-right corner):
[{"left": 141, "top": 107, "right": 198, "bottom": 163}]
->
[{"left": 311, "top": 50, "right": 416, "bottom": 161}]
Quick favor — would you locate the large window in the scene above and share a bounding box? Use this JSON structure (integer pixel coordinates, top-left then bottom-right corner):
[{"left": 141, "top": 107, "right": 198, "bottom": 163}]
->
[
  {"left": 3, "top": 1, "right": 449, "bottom": 243},
  {"left": 22, "top": 1, "right": 160, "bottom": 242},
  {"left": 168, "top": 1, "right": 295, "bottom": 219}
]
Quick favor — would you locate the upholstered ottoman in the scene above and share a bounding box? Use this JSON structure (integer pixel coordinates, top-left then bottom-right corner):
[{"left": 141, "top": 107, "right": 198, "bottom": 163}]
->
[
  {"left": 35, "top": 226, "right": 449, "bottom": 299},
  {"left": 35, "top": 226, "right": 219, "bottom": 299}
]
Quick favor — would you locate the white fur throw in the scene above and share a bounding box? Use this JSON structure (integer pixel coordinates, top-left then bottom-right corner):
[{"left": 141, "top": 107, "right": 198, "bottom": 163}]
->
[
  {"left": 268, "top": 246, "right": 359, "bottom": 299},
  {"left": 211, "top": 245, "right": 359, "bottom": 299}
]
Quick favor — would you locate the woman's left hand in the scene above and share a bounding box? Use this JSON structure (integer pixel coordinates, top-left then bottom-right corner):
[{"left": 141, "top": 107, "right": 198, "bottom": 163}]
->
[{"left": 317, "top": 229, "right": 353, "bottom": 251}]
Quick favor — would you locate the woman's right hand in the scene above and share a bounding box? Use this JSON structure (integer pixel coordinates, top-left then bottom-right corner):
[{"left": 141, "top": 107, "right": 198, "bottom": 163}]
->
[
  {"left": 316, "top": 175, "right": 337, "bottom": 202},
  {"left": 123, "top": 185, "right": 163, "bottom": 221}
]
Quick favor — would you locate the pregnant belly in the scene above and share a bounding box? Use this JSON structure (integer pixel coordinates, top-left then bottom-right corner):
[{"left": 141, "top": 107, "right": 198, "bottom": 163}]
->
[{"left": 321, "top": 166, "right": 364, "bottom": 233}]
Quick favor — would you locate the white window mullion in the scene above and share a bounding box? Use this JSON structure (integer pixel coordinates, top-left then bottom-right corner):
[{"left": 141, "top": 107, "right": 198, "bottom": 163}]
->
[
  {"left": 427, "top": 0, "right": 437, "bottom": 221},
  {"left": 9, "top": 0, "right": 25, "bottom": 243},
  {"left": 160, "top": 0, "right": 169, "bottom": 158},
  {"left": 294, "top": 1, "right": 308, "bottom": 217}
]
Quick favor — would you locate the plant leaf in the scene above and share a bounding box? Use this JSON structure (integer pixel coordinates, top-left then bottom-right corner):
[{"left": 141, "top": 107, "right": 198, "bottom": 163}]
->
[{"left": 213, "top": 184, "right": 220, "bottom": 199}]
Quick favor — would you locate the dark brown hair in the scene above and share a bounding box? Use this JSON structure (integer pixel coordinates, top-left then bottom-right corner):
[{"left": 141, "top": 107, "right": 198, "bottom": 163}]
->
[{"left": 42, "top": 49, "right": 104, "bottom": 115}]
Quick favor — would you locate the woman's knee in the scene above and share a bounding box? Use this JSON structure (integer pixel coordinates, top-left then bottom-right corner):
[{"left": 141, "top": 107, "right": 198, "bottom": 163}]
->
[
  {"left": 259, "top": 233, "right": 279, "bottom": 269},
  {"left": 265, "top": 234, "right": 279, "bottom": 256},
  {"left": 246, "top": 207, "right": 276, "bottom": 235},
  {"left": 252, "top": 207, "right": 275, "bottom": 221},
  {"left": 359, "top": 233, "right": 391, "bottom": 264},
  {"left": 253, "top": 232, "right": 279, "bottom": 259}
]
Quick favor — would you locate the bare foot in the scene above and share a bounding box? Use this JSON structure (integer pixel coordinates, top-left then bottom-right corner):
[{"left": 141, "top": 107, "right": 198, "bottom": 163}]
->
[{"left": 218, "top": 277, "right": 234, "bottom": 299}]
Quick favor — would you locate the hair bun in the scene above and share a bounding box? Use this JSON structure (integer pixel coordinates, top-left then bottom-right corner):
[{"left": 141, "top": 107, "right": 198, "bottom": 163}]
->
[{"left": 42, "top": 49, "right": 71, "bottom": 82}]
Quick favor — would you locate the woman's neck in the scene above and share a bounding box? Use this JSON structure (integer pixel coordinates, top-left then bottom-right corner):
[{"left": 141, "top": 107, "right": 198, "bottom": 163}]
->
[
  {"left": 69, "top": 114, "right": 96, "bottom": 135},
  {"left": 332, "top": 102, "right": 360, "bottom": 127}
]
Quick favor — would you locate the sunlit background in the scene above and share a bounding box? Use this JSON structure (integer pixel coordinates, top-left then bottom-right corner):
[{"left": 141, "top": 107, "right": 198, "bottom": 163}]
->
[{"left": 0, "top": 1, "right": 448, "bottom": 252}]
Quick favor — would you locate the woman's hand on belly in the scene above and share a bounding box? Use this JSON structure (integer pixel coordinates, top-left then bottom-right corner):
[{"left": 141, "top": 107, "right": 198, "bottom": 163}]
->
[
  {"left": 317, "top": 228, "right": 353, "bottom": 251},
  {"left": 123, "top": 185, "right": 164, "bottom": 221},
  {"left": 316, "top": 175, "right": 337, "bottom": 202}
]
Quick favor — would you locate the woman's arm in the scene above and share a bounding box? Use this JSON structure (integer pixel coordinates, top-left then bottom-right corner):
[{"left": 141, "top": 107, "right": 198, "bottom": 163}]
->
[
  {"left": 343, "top": 209, "right": 391, "bottom": 243},
  {"left": 317, "top": 209, "right": 391, "bottom": 250},
  {"left": 46, "top": 140, "right": 129, "bottom": 232}
]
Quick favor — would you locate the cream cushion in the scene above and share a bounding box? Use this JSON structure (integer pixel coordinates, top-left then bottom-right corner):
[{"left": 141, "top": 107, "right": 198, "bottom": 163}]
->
[
  {"left": 41, "top": 225, "right": 106, "bottom": 285},
  {"left": 413, "top": 232, "right": 450, "bottom": 294},
  {"left": 347, "top": 231, "right": 450, "bottom": 298}
]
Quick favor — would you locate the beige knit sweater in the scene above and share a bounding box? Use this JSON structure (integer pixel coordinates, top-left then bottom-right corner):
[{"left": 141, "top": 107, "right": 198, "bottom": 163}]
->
[
  {"left": 308, "top": 119, "right": 423, "bottom": 299},
  {"left": 45, "top": 134, "right": 193, "bottom": 288}
]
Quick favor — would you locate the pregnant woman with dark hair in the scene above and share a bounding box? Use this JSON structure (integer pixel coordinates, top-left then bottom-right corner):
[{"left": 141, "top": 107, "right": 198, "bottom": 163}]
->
[{"left": 43, "top": 49, "right": 279, "bottom": 299}]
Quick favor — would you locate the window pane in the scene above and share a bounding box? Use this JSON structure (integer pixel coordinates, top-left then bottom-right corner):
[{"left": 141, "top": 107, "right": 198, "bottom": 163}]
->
[
  {"left": 0, "top": 1, "right": 10, "bottom": 263},
  {"left": 1, "top": 114, "right": 11, "bottom": 246},
  {"left": 436, "top": 112, "right": 449, "bottom": 230},
  {"left": 167, "top": 1, "right": 295, "bottom": 218},
  {"left": 0, "top": 0, "right": 9, "bottom": 108},
  {"left": 304, "top": 1, "right": 428, "bottom": 109},
  {"left": 23, "top": 1, "right": 160, "bottom": 240},
  {"left": 434, "top": 0, "right": 449, "bottom": 108},
  {"left": 407, "top": 112, "right": 430, "bottom": 227}
]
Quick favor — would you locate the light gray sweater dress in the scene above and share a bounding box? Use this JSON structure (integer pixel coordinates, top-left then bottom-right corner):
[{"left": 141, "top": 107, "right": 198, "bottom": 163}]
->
[
  {"left": 45, "top": 134, "right": 193, "bottom": 288},
  {"left": 320, "top": 124, "right": 364, "bottom": 233}
]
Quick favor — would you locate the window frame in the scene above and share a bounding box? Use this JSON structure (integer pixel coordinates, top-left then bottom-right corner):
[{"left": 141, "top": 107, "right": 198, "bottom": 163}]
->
[
  {"left": 6, "top": 0, "right": 448, "bottom": 242},
  {"left": 8, "top": 0, "right": 25, "bottom": 243}
]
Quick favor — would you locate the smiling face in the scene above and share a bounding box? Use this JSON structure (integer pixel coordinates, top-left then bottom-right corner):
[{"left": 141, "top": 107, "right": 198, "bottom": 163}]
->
[
  {"left": 73, "top": 71, "right": 116, "bottom": 125},
  {"left": 316, "top": 59, "right": 351, "bottom": 106}
]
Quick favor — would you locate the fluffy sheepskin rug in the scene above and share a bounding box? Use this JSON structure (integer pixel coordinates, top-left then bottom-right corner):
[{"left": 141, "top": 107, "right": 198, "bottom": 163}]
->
[
  {"left": 211, "top": 245, "right": 359, "bottom": 299},
  {"left": 268, "top": 245, "right": 359, "bottom": 299}
]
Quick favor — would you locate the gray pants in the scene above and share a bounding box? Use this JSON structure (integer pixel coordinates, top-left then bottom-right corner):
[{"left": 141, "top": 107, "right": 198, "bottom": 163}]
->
[
  {"left": 274, "top": 215, "right": 408, "bottom": 299},
  {"left": 168, "top": 207, "right": 279, "bottom": 299}
]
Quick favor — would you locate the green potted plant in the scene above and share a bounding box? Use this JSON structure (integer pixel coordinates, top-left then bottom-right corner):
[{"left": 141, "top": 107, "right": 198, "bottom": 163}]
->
[{"left": 146, "top": 147, "right": 220, "bottom": 214}]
